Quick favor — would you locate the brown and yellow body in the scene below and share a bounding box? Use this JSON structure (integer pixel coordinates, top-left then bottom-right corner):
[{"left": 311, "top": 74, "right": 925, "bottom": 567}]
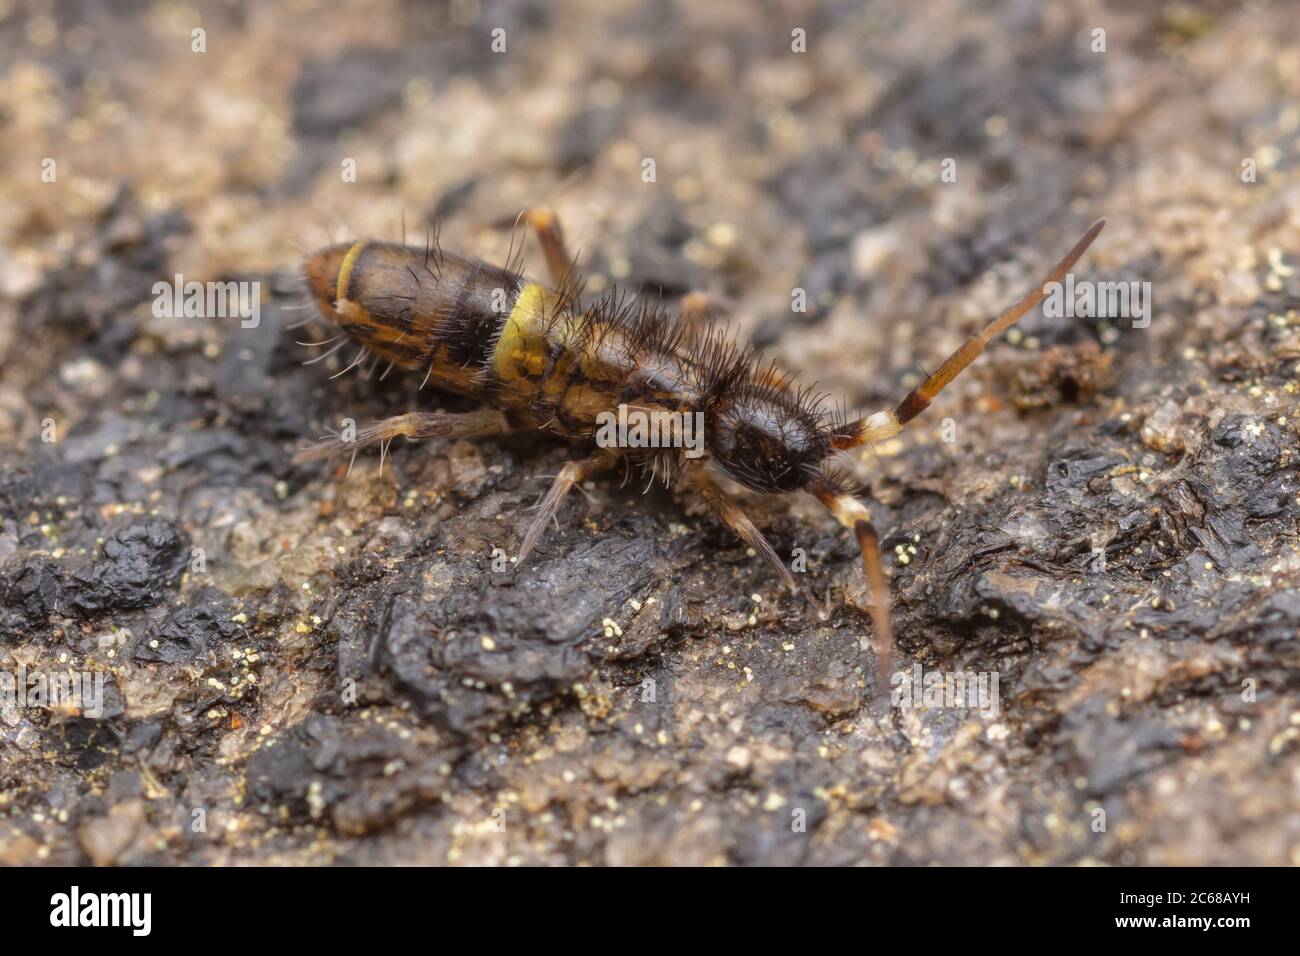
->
[
  {"left": 306, "top": 240, "right": 524, "bottom": 401},
  {"left": 306, "top": 239, "right": 750, "bottom": 455},
  {"left": 300, "top": 213, "right": 1105, "bottom": 692}
]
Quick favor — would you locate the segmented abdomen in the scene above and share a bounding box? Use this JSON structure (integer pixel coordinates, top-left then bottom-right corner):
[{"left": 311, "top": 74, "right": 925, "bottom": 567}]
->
[
  {"left": 305, "top": 241, "right": 703, "bottom": 439},
  {"left": 306, "top": 241, "right": 523, "bottom": 398}
]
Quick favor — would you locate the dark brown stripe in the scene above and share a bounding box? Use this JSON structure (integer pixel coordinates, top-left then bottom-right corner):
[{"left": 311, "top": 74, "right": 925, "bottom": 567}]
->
[{"left": 894, "top": 389, "right": 931, "bottom": 425}]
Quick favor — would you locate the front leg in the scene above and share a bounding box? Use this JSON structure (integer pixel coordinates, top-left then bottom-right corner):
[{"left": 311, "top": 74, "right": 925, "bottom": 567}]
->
[
  {"left": 682, "top": 461, "right": 797, "bottom": 593},
  {"left": 807, "top": 473, "right": 894, "bottom": 692}
]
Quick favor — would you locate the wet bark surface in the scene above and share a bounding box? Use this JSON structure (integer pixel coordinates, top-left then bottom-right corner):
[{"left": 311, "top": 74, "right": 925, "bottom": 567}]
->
[{"left": 1, "top": 0, "right": 1298, "bottom": 865}]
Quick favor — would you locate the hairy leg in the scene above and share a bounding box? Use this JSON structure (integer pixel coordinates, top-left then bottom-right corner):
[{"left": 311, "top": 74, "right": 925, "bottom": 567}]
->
[
  {"left": 683, "top": 462, "right": 798, "bottom": 593},
  {"left": 294, "top": 409, "right": 511, "bottom": 472},
  {"left": 516, "top": 447, "right": 622, "bottom": 566}
]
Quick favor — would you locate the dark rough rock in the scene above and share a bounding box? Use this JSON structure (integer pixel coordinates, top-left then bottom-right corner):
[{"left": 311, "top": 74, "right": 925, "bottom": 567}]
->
[{"left": 68, "top": 520, "right": 191, "bottom": 615}]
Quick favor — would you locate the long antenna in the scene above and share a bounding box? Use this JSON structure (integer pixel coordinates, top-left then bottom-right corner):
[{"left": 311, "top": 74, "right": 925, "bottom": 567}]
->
[{"left": 894, "top": 218, "right": 1107, "bottom": 425}]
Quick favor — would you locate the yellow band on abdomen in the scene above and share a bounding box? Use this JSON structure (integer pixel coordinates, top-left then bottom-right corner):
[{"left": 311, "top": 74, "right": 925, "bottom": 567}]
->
[
  {"left": 335, "top": 240, "right": 367, "bottom": 304},
  {"left": 491, "top": 282, "right": 547, "bottom": 374}
]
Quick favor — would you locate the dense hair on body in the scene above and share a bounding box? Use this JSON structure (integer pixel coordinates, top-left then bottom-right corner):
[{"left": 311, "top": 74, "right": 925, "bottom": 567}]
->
[
  {"left": 298, "top": 213, "right": 1108, "bottom": 694},
  {"left": 304, "top": 236, "right": 845, "bottom": 494},
  {"left": 527, "top": 270, "right": 842, "bottom": 492}
]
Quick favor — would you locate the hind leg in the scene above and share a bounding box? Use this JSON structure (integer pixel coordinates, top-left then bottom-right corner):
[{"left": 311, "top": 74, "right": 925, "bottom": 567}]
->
[
  {"left": 294, "top": 409, "right": 511, "bottom": 473},
  {"left": 488, "top": 207, "right": 576, "bottom": 288},
  {"left": 493, "top": 207, "right": 735, "bottom": 335}
]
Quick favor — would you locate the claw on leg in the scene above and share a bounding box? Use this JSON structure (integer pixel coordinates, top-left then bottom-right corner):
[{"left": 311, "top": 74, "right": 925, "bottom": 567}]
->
[
  {"left": 293, "top": 409, "right": 510, "bottom": 466},
  {"left": 516, "top": 448, "right": 621, "bottom": 566}
]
